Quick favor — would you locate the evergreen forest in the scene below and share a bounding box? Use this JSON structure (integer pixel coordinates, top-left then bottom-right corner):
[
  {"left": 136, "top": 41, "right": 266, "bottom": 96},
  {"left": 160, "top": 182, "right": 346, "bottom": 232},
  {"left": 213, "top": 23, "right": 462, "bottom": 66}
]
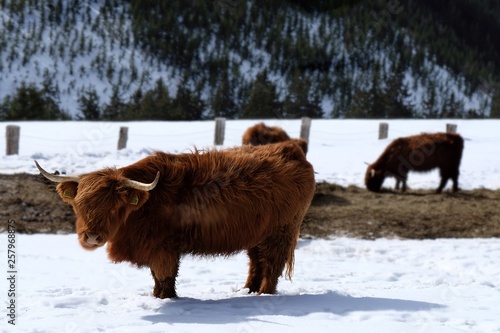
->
[{"left": 1, "top": 0, "right": 500, "bottom": 120}]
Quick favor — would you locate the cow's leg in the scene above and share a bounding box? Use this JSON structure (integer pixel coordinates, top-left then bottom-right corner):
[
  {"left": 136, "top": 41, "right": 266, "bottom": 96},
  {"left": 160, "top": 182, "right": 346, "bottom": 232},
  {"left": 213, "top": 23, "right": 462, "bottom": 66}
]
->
[
  {"left": 399, "top": 177, "right": 408, "bottom": 192},
  {"left": 451, "top": 169, "right": 460, "bottom": 192},
  {"left": 244, "top": 247, "right": 263, "bottom": 293},
  {"left": 437, "top": 168, "right": 450, "bottom": 193},
  {"left": 436, "top": 178, "right": 448, "bottom": 193},
  {"left": 395, "top": 177, "right": 405, "bottom": 191},
  {"left": 257, "top": 245, "right": 285, "bottom": 295},
  {"left": 150, "top": 253, "right": 180, "bottom": 299},
  {"left": 395, "top": 172, "right": 408, "bottom": 192},
  {"left": 257, "top": 223, "right": 300, "bottom": 295}
]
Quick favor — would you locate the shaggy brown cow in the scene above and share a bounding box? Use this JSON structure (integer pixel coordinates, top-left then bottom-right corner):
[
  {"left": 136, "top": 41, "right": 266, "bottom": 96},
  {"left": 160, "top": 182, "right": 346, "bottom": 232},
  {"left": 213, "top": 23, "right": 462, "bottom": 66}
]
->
[
  {"left": 35, "top": 142, "right": 315, "bottom": 299},
  {"left": 365, "top": 132, "right": 464, "bottom": 193},
  {"left": 242, "top": 122, "right": 308, "bottom": 154}
]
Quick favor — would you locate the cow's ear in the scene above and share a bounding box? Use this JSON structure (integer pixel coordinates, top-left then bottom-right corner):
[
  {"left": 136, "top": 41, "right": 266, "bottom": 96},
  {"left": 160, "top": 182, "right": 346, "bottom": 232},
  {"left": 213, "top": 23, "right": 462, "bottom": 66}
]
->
[
  {"left": 56, "top": 182, "right": 79, "bottom": 203},
  {"left": 127, "top": 190, "right": 150, "bottom": 209}
]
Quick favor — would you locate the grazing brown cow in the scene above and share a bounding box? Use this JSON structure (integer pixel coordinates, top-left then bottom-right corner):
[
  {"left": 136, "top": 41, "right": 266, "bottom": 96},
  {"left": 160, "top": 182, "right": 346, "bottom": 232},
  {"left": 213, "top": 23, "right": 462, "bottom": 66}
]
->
[
  {"left": 365, "top": 132, "right": 464, "bottom": 193},
  {"left": 242, "top": 122, "right": 308, "bottom": 154},
  {"left": 35, "top": 142, "right": 315, "bottom": 299}
]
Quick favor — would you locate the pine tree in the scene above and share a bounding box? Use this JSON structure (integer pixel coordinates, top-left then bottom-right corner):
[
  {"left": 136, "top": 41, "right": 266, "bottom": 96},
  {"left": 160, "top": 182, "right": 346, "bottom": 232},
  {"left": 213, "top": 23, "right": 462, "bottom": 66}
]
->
[
  {"left": 241, "top": 70, "right": 282, "bottom": 119},
  {"left": 77, "top": 88, "right": 101, "bottom": 120},
  {"left": 41, "top": 69, "right": 60, "bottom": 107},
  {"left": 210, "top": 72, "right": 238, "bottom": 119},
  {"left": 440, "top": 92, "right": 464, "bottom": 118},
  {"left": 490, "top": 89, "right": 500, "bottom": 118},
  {"left": 102, "top": 86, "right": 127, "bottom": 120},
  {"left": 344, "top": 89, "right": 372, "bottom": 118},
  {"left": 0, "top": 96, "right": 10, "bottom": 121},
  {"left": 138, "top": 78, "right": 172, "bottom": 119},
  {"left": 422, "top": 82, "right": 439, "bottom": 118},
  {"left": 384, "top": 63, "right": 414, "bottom": 118},
  {"left": 124, "top": 88, "right": 144, "bottom": 119},
  {"left": 368, "top": 65, "right": 387, "bottom": 118},
  {"left": 283, "top": 72, "right": 322, "bottom": 118},
  {"left": 168, "top": 81, "right": 204, "bottom": 120},
  {"left": 345, "top": 65, "right": 384, "bottom": 118}
]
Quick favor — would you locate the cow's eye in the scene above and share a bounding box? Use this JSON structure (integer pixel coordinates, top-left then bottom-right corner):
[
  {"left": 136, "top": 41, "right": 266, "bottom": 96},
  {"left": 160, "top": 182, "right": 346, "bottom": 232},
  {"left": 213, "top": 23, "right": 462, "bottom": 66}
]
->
[
  {"left": 130, "top": 194, "right": 139, "bottom": 205},
  {"left": 63, "top": 188, "right": 76, "bottom": 198}
]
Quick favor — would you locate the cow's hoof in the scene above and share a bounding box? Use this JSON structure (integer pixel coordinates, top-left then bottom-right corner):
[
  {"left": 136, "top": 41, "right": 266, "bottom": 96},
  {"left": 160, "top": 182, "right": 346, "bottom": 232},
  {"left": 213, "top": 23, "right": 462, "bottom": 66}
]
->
[{"left": 153, "top": 288, "right": 177, "bottom": 299}]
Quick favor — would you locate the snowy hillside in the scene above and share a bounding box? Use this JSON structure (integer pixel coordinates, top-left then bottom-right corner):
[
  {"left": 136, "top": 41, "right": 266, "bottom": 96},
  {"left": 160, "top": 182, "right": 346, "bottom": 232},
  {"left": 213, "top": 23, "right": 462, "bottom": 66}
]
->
[
  {"left": 0, "top": 0, "right": 177, "bottom": 117},
  {"left": 0, "top": 0, "right": 492, "bottom": 118}
]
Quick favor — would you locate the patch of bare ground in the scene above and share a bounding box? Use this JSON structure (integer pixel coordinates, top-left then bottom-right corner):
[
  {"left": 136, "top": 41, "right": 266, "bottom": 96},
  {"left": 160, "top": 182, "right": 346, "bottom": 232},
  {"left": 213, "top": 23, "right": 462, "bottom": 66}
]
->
[
  {"left": 0, "top": 173, "right": 75, "bottom": 234},
  {"left": 302, "top": 182, "right": 500, "bottom": 239}
]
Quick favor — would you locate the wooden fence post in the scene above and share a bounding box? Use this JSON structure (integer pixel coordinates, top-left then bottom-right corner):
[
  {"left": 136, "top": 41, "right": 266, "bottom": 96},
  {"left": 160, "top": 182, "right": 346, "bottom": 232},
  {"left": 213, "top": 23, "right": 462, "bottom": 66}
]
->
[
  {"left": 117, "top": 126, "right": 128, "bottom": 150},
  {"left": 300, "top": 117, "right": 311, "bottom": 143},
  {"left": 446, "top": 123, "right": 457, "bottom": 133},
  {"left": 6, "top": 125, "right": 20, "bottom": 155},
  {"left": 214, "top": 117, "right": 226, "bottom": 146},
  {"left": 379, "top": 122, "right": 388, "bottom": 139}
]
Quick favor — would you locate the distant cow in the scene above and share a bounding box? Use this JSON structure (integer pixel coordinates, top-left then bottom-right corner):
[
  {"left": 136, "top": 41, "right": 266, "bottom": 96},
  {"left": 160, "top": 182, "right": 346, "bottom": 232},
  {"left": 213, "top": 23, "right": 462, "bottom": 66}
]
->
[
  {"left": 365, "top": 132, "right": 464, "bottom": 193},
  {"left": 242, "top": 122, "right": 308, "bottom": 154},
  {"left": 35, "top": 142, "right": 315, "bottom": 299}
]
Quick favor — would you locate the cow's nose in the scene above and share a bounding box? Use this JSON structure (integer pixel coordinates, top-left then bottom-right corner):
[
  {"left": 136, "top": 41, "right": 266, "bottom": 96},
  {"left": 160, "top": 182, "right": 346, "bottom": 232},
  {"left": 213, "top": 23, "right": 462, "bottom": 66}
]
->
[{"left": 86, "top": 233, "right": 100, "bottom": 245}]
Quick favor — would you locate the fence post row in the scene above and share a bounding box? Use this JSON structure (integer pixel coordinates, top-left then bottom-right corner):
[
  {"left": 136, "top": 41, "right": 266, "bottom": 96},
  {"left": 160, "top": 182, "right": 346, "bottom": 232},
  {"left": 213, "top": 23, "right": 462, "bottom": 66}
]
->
[
  {"left": 3, "top": 121, "right": 461, "bottom": 155},
  {"left": 377, "top": 122, "right": 457, "bottom": 139},
  {"left": 117, "top": 126, "right": 129, "bottom": 150},
  {"left": 6, "top": 125, "right": 20, "bottom": 155}
]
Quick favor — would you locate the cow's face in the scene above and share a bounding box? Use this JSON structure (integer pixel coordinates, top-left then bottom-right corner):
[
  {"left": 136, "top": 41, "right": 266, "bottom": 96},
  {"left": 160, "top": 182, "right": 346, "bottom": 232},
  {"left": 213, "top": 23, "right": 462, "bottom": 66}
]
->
[
  {"left": 35, "top": 162, "right": 159, "bottom": 250},
  {"left": 60, "top": 171, "right": 153, "bottom": 250},
  {"left": 365, "top": 166, "right": 385, "bottom": 192}
]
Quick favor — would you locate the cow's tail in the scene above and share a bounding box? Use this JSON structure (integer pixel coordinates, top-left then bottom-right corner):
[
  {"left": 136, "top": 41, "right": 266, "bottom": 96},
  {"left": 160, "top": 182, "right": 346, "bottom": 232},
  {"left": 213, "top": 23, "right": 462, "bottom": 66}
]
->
[
  {"left": 285, "top": 249, "right": 295, "bottom": 280},
  {"left": 284, "top": 225, "right": 300, "bottom": 280}
]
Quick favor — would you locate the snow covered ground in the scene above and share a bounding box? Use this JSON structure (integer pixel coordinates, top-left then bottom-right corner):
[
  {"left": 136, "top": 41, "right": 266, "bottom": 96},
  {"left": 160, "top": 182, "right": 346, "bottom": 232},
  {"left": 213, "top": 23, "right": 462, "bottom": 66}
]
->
[
  {"left": 1, "top": 119, "right": 500, "bottom": 332},
  {"left": 2, "top": 235, "right": 500, "bottom": 333}
]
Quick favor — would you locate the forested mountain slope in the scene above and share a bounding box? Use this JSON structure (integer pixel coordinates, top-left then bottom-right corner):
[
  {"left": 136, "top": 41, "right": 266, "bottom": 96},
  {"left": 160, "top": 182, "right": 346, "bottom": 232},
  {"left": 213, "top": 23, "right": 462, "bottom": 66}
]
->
[{"left": 0, "top": 0, "right": 498, "bottom": 120}]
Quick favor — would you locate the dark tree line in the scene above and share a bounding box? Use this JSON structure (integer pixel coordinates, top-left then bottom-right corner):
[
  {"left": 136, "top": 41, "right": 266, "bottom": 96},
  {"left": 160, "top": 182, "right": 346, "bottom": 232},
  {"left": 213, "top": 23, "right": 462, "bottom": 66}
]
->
[
  {"left": 0, "top": 80, "right": 70, "bottom": 121},
  {"left": 75, "top": 71, "right": 323, "bottom": 121}
]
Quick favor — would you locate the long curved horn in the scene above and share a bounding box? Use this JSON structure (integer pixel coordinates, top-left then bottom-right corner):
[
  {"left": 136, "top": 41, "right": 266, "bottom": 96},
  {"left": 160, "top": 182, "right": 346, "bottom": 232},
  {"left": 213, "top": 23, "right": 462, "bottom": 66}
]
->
[
  {"left": 35, "top": 160, "right": 80, "bottom": 183},
  {"left": 123, "top": 171, "right": 160, "bottom": 191}
]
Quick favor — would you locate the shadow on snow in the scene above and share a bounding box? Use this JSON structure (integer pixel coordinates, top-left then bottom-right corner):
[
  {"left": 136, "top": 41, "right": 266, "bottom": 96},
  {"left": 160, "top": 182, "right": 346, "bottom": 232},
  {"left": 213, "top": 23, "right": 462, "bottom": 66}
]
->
[{"left": 142, "top": 291, "right": 444, "bottom": 325}]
